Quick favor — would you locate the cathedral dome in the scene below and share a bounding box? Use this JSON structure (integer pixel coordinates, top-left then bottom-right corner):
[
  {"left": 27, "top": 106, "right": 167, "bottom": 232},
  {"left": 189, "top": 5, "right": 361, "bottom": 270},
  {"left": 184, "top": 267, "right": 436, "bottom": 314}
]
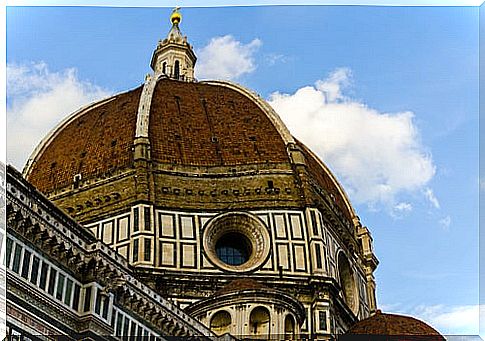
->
[
  {"left": 15, "top": 10, "right": 383, "bottom": 338},
  {"left": 344, "top": 310, "right": 445, "bottom": 340},
  {"left": 24, "top": 86, "right": 143, "bottom": 193},
  {"left": 24, "top": 79, "right": 290, "bottom": 190},
  {"left": 23, "top": 76, "right": 356, "bottom": 225}
]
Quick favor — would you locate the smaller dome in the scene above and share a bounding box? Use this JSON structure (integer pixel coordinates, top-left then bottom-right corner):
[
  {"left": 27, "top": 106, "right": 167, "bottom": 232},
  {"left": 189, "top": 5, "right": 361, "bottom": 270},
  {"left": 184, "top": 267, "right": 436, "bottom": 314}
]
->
[{"left": 345, "top": 310, "right": 445, "bottom": 340}]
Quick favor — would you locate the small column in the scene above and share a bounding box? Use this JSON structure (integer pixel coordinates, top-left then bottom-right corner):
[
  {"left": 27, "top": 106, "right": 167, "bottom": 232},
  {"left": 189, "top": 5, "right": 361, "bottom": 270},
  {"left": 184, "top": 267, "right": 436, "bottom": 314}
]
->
[{"left": 356, "top": 221, "right": 379, "bottom": 314}]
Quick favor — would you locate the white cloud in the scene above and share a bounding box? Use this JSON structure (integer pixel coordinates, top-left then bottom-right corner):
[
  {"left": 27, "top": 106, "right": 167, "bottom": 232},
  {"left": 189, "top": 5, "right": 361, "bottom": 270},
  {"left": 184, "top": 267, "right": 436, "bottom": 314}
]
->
[
  {"left": 380, "top": 303, "right": 481, "bottom": 336},
  {"left": 196, "top": 35, "right": 262, "bottom": 80},
  {"left": 265, "top": 53, "right": 289, "bottom": 66},
  {"left": 439, "top": 215, "right": 451, "bottom": 230},
  {"left": 424, "top": 187, "right": 440, "bottom": 209},
  {"left": 410, "top": 304, "right": 479, "bottom": 336},
  {"left": 7, "top": 62, "right": 111, "bottom": 170},
  {"left": 394, "top": 202, "right": 413, "bottom": 212},
  {"left": 268, "top": 68, "right": 436, "bottom": 208},
  {"left": 315, "top": 67, "right": 352, "bottom": 102}
]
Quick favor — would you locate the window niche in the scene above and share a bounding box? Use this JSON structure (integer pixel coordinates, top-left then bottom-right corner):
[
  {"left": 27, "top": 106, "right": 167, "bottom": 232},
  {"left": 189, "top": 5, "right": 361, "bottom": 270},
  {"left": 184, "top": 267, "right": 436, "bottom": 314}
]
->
[
  {"left": 249, "top": 306, "right": 271, "bottom": 337},
  {"left": 210, "top": 310, "right": 232, "bottom": 336}
]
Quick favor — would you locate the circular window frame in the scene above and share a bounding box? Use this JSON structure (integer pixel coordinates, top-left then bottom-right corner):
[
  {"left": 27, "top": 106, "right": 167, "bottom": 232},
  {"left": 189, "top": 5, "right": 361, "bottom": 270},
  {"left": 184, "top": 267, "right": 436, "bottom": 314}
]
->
[{"left": 203, "top": 212, "right": 271, "bottom": 272}]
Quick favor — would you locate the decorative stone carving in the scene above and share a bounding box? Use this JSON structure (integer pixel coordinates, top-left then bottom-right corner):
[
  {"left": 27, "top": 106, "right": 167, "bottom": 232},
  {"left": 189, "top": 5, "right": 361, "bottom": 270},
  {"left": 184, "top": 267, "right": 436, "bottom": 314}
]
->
[{"left": 202, "top": 212, "right": 271, "bottom": 273}]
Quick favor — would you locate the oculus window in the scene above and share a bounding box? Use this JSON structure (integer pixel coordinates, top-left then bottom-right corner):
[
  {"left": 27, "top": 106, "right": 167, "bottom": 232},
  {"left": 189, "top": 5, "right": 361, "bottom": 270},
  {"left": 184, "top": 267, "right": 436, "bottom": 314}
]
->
[{"left": 215, "top": 232, "right": 252, "bottom": 266}]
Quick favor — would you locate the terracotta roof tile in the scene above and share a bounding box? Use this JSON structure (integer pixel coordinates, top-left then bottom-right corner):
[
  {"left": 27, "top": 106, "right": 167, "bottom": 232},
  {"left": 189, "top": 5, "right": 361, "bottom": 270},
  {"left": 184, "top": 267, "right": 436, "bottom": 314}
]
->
[
  {"left": 27, "top": 79, "right": 292, "bottom": 195},
  {"left": 27, "top": 87, "right": 142, "bottom": 193},
  {"left": 149, "top": 79, "right": 289, "bottom": 166},
  {"left": 346, "top": 311, "right": 445, "bottom": 340},
  {"left": 25, "top": 78, "right": 353, "bottom": 226},
  {"left": 297, "top": 140, "right": 352, "bottom": 221}
]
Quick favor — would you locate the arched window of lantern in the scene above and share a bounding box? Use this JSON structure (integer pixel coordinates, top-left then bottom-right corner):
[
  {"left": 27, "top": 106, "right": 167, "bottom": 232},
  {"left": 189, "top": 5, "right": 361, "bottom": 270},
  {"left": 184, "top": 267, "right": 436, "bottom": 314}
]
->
[
  {"left": 162, "top": 62, "right": 167, "bottom": 74},
  {"left": 174, "top": 60, "right": 180, "bottom": 79},
  {"left": 210, "top": 310, "right": 232, "bottom": 336}
]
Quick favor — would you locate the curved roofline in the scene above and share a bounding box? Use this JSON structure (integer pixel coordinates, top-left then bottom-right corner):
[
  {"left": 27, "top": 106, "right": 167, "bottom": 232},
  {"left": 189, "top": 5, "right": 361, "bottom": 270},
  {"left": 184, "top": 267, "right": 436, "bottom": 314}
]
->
[
  {"left": 22, "top": 87, "right": 141, "bottom": 178},
  {"left": 348, "top": 310, "right": 444, "bottom": 337},
  {"left": 298, "top": 140, "right": 357, "bottom": 222},
  {"left": 200, "top": 80, "right": 295, "bottom": 145}
]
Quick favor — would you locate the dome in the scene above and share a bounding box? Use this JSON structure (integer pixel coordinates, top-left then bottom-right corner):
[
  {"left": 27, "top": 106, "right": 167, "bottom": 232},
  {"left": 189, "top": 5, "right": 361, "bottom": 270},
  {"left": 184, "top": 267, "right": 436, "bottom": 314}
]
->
[
  {"left": 344, "top": 310, "right": 445, "bottom": 340},
  {"left": 25, "top": 79, "right": 289, "bottom": 188},
  {"left": 25, "top": 86, "right": 143, "bottom": 193},
  {"left": 15, "top": 10, "right": 384, "bottom": 338},
  {"left": 23, "top": 77, "right": 355, "bottom": 225}
]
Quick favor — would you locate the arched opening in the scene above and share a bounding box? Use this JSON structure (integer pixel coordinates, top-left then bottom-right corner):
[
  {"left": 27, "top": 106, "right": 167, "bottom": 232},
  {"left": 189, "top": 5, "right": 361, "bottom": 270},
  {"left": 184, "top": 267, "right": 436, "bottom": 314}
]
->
[
  {"left": 284, "top": 314, "right": 295, "bottom": 339},
  {"left": 174, "top": 60, "right": 180, "bottom": 79},
  {"left": 337, "top": 252, "right": 358, "bottom": 313},
  {"left": 250, "top": 306, "right": 270, "bottom": 338},
  {"left": 162, "top": 62, "right": 167, "bottom": 74},
  {"left": 210, "top": 310, "right": 231, "bottom": 336}
]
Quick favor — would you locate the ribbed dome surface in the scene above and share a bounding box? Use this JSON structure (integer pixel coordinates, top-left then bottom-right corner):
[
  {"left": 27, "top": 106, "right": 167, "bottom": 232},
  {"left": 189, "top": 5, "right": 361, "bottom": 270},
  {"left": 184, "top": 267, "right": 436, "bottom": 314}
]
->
[
  {"left": 27, "top": 87, "right": 143, "bottom": 193},
  {"left": 346, "top": 311, "right": 445, "bottom": 339},
  {"left": 26, "top": 79, "right": 289, "bottom": 193},
  {"left": 148, "top": 79, "right": 289, "bottom": 166},
  {"left": 23, "top": 78, "right": 355, "bottom": 223},
  {"left": 297, "top": 140, "right": 350, "bottom": 220}
]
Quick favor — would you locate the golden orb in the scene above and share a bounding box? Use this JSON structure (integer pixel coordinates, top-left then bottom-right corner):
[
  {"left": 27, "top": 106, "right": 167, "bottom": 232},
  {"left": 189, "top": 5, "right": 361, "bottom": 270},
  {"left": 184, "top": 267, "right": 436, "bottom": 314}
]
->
[{"left": 170, "top": 10, "right": 182, "bottom": 25}]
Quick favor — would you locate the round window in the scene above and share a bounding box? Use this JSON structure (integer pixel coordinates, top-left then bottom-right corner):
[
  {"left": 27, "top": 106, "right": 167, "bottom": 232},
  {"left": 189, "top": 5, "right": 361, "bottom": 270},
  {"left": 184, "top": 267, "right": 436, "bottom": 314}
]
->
[
  {"left": 215, "top": 232, "right": 253, "bottom": 266},
  {"left": 203, "top": 212, "right": 270, "bottom": 272}
]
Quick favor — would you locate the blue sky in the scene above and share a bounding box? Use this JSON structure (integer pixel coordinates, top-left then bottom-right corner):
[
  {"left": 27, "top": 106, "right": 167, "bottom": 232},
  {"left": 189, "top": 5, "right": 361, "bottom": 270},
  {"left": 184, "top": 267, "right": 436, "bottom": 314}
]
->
[{"left": 5, "top": 3, "right": 481, "bottom": 336}]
